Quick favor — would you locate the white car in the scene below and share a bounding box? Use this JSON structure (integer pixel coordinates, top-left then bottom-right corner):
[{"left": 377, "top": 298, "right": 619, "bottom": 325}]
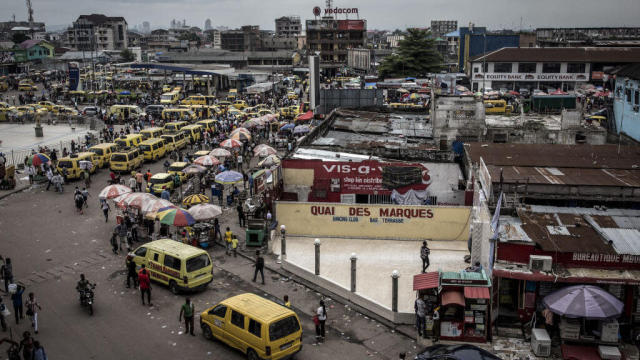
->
[{"left": 82, "top": 106, "right": 99, "bottom": 115}]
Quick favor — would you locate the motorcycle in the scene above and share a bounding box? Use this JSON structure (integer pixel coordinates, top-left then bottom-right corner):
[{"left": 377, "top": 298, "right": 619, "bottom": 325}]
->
[{"left": 78, "top": 283, "right": 96, "bottom": 315}]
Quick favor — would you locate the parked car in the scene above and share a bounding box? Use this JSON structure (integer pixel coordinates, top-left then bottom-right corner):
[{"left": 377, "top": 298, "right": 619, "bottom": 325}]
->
[
  {"left": 82, "top": 106, "right": 99, "bottom": 115},
  {"left": 415, "top": 344, "right": 500, "bottom": 360}
]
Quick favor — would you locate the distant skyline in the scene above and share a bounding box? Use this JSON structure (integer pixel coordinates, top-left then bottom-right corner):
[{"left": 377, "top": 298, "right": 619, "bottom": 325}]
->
[{"left": 5, "top": 0, "right": 640, "bottom": 32}]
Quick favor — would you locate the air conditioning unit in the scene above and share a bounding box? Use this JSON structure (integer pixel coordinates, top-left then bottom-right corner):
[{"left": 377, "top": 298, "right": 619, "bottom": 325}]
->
[
  {"left": 531, "top": 328, "right": 551, "bottom": 357},
  {"left": 529, "top": 255, "right": 553, "bottom": 272}
]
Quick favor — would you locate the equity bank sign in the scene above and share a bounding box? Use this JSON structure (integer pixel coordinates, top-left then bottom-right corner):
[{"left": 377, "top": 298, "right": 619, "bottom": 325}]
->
[{"left": 276, "top": 202, "right": 471, "bottom": 241}]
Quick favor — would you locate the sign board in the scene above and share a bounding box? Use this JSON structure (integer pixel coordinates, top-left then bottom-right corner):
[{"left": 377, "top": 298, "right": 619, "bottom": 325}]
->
[
  {"left": 68, "top": 62, "right": 80, "bottom": 91},
  {"left": 591, "top": 71, "right": 604, "bottom": 80},
  {"left": 338, "top": 20, "right": 365, "bottom": 31},
  {"left": 275, "top": 202, "right": 471, "bottom": 240},
  {"left": 473, "top": 73, "right": 589, "bottom": 82}
]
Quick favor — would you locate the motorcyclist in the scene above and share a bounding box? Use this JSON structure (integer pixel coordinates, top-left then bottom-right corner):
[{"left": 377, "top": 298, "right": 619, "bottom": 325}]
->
[{"left": 76, "top": 274, "right": 90, "bottom": 301}]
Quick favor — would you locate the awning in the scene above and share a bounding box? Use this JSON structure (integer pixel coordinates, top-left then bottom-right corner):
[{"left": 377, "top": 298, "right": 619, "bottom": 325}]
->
[
  {"left": 464, "top": 287, "right": 490, "bottom": 299},
  {"left": 413, "top": 272, "right": 439, "bottom": 291},
  {"left": 441, "top": 289, "right": 465, "bottom": 306},
  {"left": 493, "top": 267, "right": 640, "bottom": 286},
  {"left": 295, "top": 111, "right": 313, "bottom": 122}
]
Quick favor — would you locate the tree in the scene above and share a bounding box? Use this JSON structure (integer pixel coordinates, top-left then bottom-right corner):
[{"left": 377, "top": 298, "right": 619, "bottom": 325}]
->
[
  {"left": 378, "top": 28, "right": 442, "bottom": 79},
  {"left": 12, "top": 33, "right": 30, "bottom": 45},
  {"left": 120, "top": 49, "right": 135, "bottom": 62}
]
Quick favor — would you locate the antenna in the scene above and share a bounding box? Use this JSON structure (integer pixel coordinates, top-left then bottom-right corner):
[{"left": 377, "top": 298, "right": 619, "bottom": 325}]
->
[
  {"left": 26, "top": 0, "right": 34, "bottom": 23},
  {"left": 326, "top": 0, "right": 332, "bottom": 9}
]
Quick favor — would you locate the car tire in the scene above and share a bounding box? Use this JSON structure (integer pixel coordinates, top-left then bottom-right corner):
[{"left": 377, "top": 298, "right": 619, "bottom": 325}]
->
[
  {"left": 202, "top": 324, "right": 214, "bottom": 341},
  {"left": 247, "top": 349, "right": 259, "bottom": 360},
  {"left": 169, "top": 280, "right": 179, "bottom": 295}
]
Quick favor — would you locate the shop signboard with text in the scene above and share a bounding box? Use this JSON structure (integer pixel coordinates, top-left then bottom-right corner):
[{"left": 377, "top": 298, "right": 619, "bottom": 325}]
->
[
  {"left": 275, "top": 201, "right": 471, "bottom": 240},
  {"left": 473, "top": 73, "right": 589, "bottom": 82}
]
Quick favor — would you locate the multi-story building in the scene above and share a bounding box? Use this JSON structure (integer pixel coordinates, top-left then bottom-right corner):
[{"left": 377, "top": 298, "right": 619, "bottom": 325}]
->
[
  {"left": 613, "top": 64, "right": 640, "bottom": 143},
  {"left": 536, "top": 27, "right": 640, "bottom": 47},
  {"left": 386, "top": 35, "right": 404, "bottom": 48},
  {"left": 305, "top": 18, "right": 366, "bottom": 72},
  {"left": 204, "top": 29, "right": 221, "bottom": 49},
  {"left": 275, "top": 16, "right": 301, "bottom": 37},
  {"left": 221, "top": 26, "right": 261, "bottom": 52},
  {"left": 430, "top": 20, "right": 457, "bottom": 38},
  {"left": 65, "top": 14, "right": 128, "bottom": 51},
  {"left": 0, "top": 21, "right": 46, "bottom": 41}
]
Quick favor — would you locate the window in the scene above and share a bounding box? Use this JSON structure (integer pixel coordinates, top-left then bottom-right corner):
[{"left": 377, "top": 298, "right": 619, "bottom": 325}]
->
[
  {"left": 626, "top": 89, "right": 632, "bottom": 103},
  {"left": 518, "top": 63, "right": 536, "bottom": 73},
  {"left": 566, "top": 63, "right": 586, "bottom": 73},
  {"left": 163, "top": 255, "right": 181, "bottom": 271},
  {"left": 248, "top": 319, "right": 262, "bottom": 338},
  {"left": 269, "top": 315, "right": 300, "bottom": 341},
  {"left": 186, "top": 254, "right": 210, "bottom": 272},
  {"left": 542, "top": 63, "right": 561, "bottom": 73},
  {"left": 635, "top": 90, "right": 639, "bottom": 106},
  {"left": 230, "top": 310, "right": 245, "bottom": 329},
  {"left": 134, "top": 247, "right": 147, "bottom": 257},
  {"left": 493, "top": 63, "right": 513, "bottom": 73},
  {"left": 153, "top": 252, "right": 159, "bottom": 262},
  {"left": 209, "top": 305, "right": 227, "bottom": 318},
  {"left": 473, "top": 67, "right": 479, "bottom": 73}
]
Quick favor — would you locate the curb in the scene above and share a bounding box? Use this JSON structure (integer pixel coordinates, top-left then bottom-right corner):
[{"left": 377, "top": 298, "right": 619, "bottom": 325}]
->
[{"left": 0, "top": 185, "right": 30, "bottom": 200}]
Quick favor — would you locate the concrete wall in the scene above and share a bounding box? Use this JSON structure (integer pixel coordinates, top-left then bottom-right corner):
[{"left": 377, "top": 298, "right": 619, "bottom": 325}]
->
[
  {"left": 318, "top": 89, "right": 384, "bottom": 114},
  {"left": 614, "top": 77, "right": 640, "bottom": 142},
  {"left": 275, "top": 201, "right": 471, "bottom": 240},
  {"left": 432, "top": 96, "right": 485, "bottom": 144}
]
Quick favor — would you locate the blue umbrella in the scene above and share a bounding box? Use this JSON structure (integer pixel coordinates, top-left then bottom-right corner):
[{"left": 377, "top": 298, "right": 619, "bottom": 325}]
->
[
  {"left": 543, "top": 285, "right": 623, "bottom": 320},
  {"left": 293, "top": 125, "right": 310, "bottom": 134},
  {"left": 119, "top": 90, "right": 131, "bottom": 95},
  {"left": 215, "top": 170, "right": 243, "bottom": 184},
  {"left": 280, "top": 123, "right": 295, "bottom": 131}
]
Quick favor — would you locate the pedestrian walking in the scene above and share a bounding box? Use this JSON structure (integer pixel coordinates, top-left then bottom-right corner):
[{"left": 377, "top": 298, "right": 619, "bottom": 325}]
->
[
  {"left": 138, "top": 266, "right": 152, "bottom": 306},
  {"left": 252, "top": 250, "right": 265, "bottom": 285},
  {"left": 115, "top": 223, "right": 127, "bottom": 252},
  {"left": 101, "top": 200, "right": 110, "bottom": 222},
  {"left": 32, "top": 341, "right": 47, "bottom": 360},
  {"left": 126, "top": 258, "right": 138, "bottom": 288},
  {"left": 236, "top": 203, "right": 245, "bottom": 227},
  {"left": 224, "top": 227, "right": 233, "bottom": 255},
  {"left": 19, "top": 331, "right": 34, "bottom": 360},
  {"left": 432, "top": 306, "right": 440, "bottom": 342},
  {"left": 45, "top": 167, "right": 53, "bottom": 191},
  {"left": 420, "top": 241, "right": 430, "bottom": 273},
  {"left": 74, "top": 192, "right": 85, "bottom": 215},
  {"left": 135, "top": 171, "right": 144, "bottom": 192},
  {"left": 415, "top": 296, "right": 426, "bottom": 338},
  {"left": 316, "top": 300, "right": 327, "bottom": 341},
  {"left": 284, "top": 295, "right": 291, "bottom": 308},
  {"left": 81, "top": 187, "right": 90, "bottom": 208},
  {"left": 179, "top": 297, "right": 195, "bottom": 336},
  {"left": 2, "top": 258, "right": 13, "bottom": 292},
  {"left": 231, "top": 236, "right": 238, "bottom": 257},
  {"left": 110, "top": 232, "right": 119, "bottom": 254},
  {"left": 25, "top": 293, "right": 41, "bottom": 334},
  {"left": 11, "top": 284, "right": 24, "bottom": 324},
  {"left": 128, "top": 176, "right": 137, "bottom": 191},
  {"left": 213, "top": 218, "right": 222, "bottom": 243},
  {"left": 0, "top": 297, "right": 8, "bottom": 331}
]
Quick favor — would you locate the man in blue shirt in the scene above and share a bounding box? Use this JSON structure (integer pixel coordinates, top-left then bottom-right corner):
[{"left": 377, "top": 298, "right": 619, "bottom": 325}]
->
[
  {"left": 160, "top": 187, "right": 171, "bottom": 201},
  {"left": 11, "top": 284, "right": 25, "bottom": 324}
]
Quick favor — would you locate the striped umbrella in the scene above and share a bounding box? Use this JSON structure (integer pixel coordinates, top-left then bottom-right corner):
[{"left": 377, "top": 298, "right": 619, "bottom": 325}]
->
[
  {"left": 139, "top": 198, "right": 175, "bottom": 215},
  {"left": 253, "top": 144, "right": 277, "bottom": 157},
  {"left": 231, "top": 127, "right": 251, "bottom": 136},
  {"left": 215, "top": 170, "right": 244, "bottom": 184},
  {"left": 209, "top": 148, "right": 232, "bottom": 157},
  {"left": 183, "top": 164, "right": 207, "bottom": 174},
  {"left": 258, "top": 154, "right": 280, "bottom": 167},
  {"left": 30, "top": 153, "right": 51, "bottom": 166},
  {"left": 543, "top": 285, "right": 624, "bottom": 320},
  {"left": 116, "top": 192, "right": 158, "bottom": 210},
  {"left": 99, "top": 184, "right": 132, "bottom": 200},
  {"left": 156, "top": 206, "right": 196, "bottom": 227},
  {"left": 230, "top": 131, "right": 251, "bottom": 142},
  {"left": 194, "top": 155, "right": 221, "bottom": 167},
  {"left": 182, "top": 194, "right": 210, "bottom": 207},
  {"left": 188, "top": 204, "right": 223, "bottom": 221},
  {"left": 220, "top": 139, "right": 242, "bottom": 148}
]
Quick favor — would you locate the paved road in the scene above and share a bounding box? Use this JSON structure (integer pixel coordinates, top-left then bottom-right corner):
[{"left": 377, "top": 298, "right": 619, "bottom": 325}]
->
[{"left": 0, "top": 154, "right": 415, "bottom": 359}]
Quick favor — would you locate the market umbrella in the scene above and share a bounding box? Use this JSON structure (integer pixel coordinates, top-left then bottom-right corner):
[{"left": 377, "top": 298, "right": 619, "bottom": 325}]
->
[
  {"left": 140, "top": 198, "right": 175, "bottom": 215},
  {"left": 188, "top": 203, "right": 223, "bottom": 221},
  {"left": 242, "top": 119, "right": 258, "bottom": 129},
  {"left": 219, "top": 139, "right": 242, "bottom": 149},
  {"left": 29, "top": 153, "right": 51, "bottom": 166},
  {"left": 542, "top": 285, "right": 624, "bottom": 320},
  {"left": 183, "top": 164, "right": 207, "bottom": 175},
  {"left": 182, "top": 194, "right": 210, "bottom": 207},
  {"left": 156, "top": 207, "right": 195, "bottom": 227},
  {"left": 116, "top": 192, "right": 157, "bottom": 210},
  {"left": 193, "top": 155, "right": 221, "bottom": 167},
  {"left": 230, "top": 131, "right": 251, "bottom": 142},
  {"left": 280, "top": 123, "right": 295, "bottom": 131},
  {"left": 295, "top": 111, "right": 313, "bottom": 122},
  {"left": 550, "top": 89, "right": 568, "bottom": 95},
  {"left": 293, "top": 125, "right": 310, "bottom": 134},
  {"left": 253, "top": 144, "right": 277, "bottom": 157},
  {"left": 215, "top": 170, "right": 243, "bottom": 184},
  {"left": 258, "top": 154, "right": 280, "bottom": 167},
  {"left": 209, "top": 148, "right": 232, "bottom": 157},
  {"left": 99, "top": 184, "right": 132, "bottom": 200},
  {"left": 508, "top": 90, "right": 520, "bottom": 96},
  {"left": 231, "top": 127, "right": 251, "bottom": 136},
  {"left": 119, "top": 90, "right": 131, "bottom": 95}
]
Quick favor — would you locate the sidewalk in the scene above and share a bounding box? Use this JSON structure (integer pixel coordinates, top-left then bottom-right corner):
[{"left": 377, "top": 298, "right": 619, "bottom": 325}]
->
[{"left": 213, "top": 208, "right": 420, "bottom": 360}]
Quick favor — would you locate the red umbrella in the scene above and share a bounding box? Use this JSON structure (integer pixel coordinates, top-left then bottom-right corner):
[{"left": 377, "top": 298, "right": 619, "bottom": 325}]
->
[
  {"left": 220, "top": 139, "right": 242, "bottom": 148},
  {"left": 508, "top": 90, "right": 520, "bottom": 96},
  {"left": 550, "top": 89, "right": 568, "bottom": 95}
]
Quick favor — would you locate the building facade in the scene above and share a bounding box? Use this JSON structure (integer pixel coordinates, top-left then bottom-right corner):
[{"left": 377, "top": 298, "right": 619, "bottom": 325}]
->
[
  {"left": 430, "top": 20, "right": 457, "bottom": 38},
  {"left": 65, "top": 14, "right": 128, "bottom": 51},
  {"left": 275, "top": 16, "right": 301, "bottom": 37},
  {"left": 221, "top": 26, "right": 261, "bottom": 52},
  {"left": 469, "top": 47, "right": 640, "bottom": 92},
  {"left": 613, "top": 64, "right": 640, "bottom": 143},
  {"left": 536, "top": 27, "right": 640, "bottom": 47},
  {"left": 457, "top": 26, "right": 521, "bottom": 72},
  {"left": 305, "top": 19, "right": 366, "bottom": 70}
]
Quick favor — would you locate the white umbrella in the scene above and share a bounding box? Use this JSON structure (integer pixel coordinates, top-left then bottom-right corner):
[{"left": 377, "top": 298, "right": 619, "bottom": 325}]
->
[
  {"left": 116, "top": 192, "right": 157, "bottom": 210},
  {"left": 209, "top": 148, "right": 231, "bottom": 157},
  {"left": 253, "top": 144, "right": 277, "bottom": 156},
  {"left": 99, "top": 184, "right": 132, "bottom": 200},
  {"left": 188, "top": 204, "right": 223, "bottom": 221},
  {"left": 194, "top": 155, "right": 221, "bottom": 167},
  {"left": 140, "top": 198, "right": 175, "bottom": 214},
  {"left": 258, "top": 154, "right": 281, "bottom": 167}
]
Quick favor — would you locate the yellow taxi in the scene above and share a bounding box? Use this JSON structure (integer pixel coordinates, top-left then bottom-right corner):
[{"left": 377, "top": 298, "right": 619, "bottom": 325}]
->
[
  {"left": 89, "top": 143, "right": 118, "bottom": 168},
  {"left": 200, "top": 293, "right": 303, "bottom": 360},
  {"left": 163, "top": 121, "right": 189, "bottom": 134},
  {"left": 181, "top": 95, "right": 207, "bottom": 105},
  {"left": 18, "top": 81, "right": 37, "bottom": 91},
  {"left": 162, "top": 85, "right": 172, "bottom": 93},
  {"left": 287, "top": 92, "right": 298, "bottom": 100},
  {"left": 140, "top": 127, "right": 164, "bottom": 141},
  {"left": 127, "top": 240, "right": 213, "bottom": 294},
  {"left": 109, "top": 148, "right": 144, "bottom": 173},
  {"left": 196, "top": 119, "right": 217, "bottom": 132},
  {"left": 181, "top": 124, "right": 203, "bottom": 143},
  {"left": 139, "top": 138, "right": 167, "bottom": 161},
  {"left": 146, "top": 173, "right": 174, "bottom": 195},
  {"left": 115, "top": 134, "right": 144, "bottom": 149},
  {"left": 167, "top": 161, "right": 189, "bottom": 183},
  {"left": 232, "top": 100, "right": 248, "bottom": 110},
  {"left": 162, "top": 108, "right": 196, "bottom": 122},
  {"left": 161, "top": 133, "right": 187, "bottom": 151},
  {"left": 37, "top": 101, "right": 56, "bottom": 111},
  {"left": 227, "top": 107, "right": 245, "bottom": 118},
  {"left": 56, "top": 152, "right": 98, "bottom": 180}
]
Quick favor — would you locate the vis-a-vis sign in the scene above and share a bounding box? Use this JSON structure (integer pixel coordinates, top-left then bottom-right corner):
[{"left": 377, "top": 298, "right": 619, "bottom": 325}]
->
[{"left": 276, "top": 202, "right": 471, "bottom": 240}]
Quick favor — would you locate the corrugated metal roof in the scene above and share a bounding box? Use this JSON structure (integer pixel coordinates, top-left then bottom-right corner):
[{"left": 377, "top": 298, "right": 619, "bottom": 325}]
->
[
  {"left": 613, "top": 216, "right": 640, "bottom": 230},
  {"left": 441, "top": 270, "right": 487, "bottom": 282},
  {"left": 601, "top": 228, "right": 640, "bottom": 255},
  {"left": 486, "top": 165, "right": 640, "bottom": 187},
  {"left": 441, "top": 289, "right": 465, "bottom": 306},
  {"left": 413, "top": 272, "right": 440, "bottom": 291},
  {"left": 464, "top": 287, "right": 490, "bottom": 299}
]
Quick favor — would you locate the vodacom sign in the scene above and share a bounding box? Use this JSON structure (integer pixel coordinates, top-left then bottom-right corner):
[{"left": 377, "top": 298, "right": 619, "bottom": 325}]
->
[{"left": 313, "top": 6, "right": 359, "bottom": 16}]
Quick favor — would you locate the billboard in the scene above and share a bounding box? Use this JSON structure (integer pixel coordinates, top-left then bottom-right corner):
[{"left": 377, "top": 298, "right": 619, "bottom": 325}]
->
[
  {"left": 68, "top": 62, "right": 80, "bottom": 91},
  {"left": 338, "top": 20, "right": 365, "bottom": 31}
]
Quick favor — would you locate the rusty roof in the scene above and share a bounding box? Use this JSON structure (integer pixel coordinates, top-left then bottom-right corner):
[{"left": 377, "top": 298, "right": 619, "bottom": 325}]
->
[
  {"left": 517, "top": 210, "right": 617, "bottom": 253},
  {"left": 467, "top": 143, "right": 640, "bottom": 170},
  {"left": 486, "top": 165, "right": 640, "bottom": 187}
]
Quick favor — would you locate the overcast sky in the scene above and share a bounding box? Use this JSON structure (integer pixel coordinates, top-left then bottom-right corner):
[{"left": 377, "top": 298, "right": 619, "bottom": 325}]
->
[{"left": 5, "top": 0, "right": 640, "bottom": 31}]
